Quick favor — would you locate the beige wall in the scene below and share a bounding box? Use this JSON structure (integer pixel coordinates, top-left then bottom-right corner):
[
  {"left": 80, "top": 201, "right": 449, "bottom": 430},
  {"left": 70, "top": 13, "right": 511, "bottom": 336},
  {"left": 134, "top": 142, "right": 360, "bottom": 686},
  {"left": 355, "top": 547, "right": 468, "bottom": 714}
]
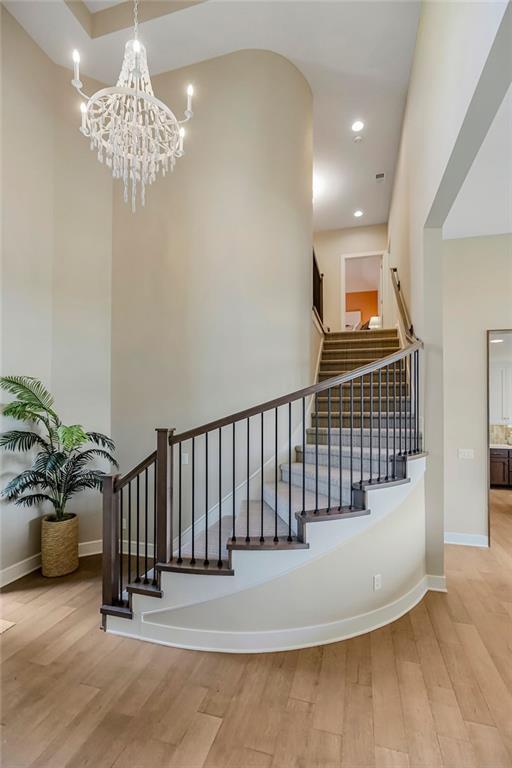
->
[
  {"left": 443, "top": 234, "right": 512, "bottom": 540},
  {"left": 313, "top": 224, "right": 387, "bottom": 331},
  {"left": 0, "top": 8, "right": 112, "bottom": 571},
  {"left": 387, "top": 2, "right": 507, "bottom": 574},
  {"left": 112, "top": 50, "right": 313, "bottom": 474}
]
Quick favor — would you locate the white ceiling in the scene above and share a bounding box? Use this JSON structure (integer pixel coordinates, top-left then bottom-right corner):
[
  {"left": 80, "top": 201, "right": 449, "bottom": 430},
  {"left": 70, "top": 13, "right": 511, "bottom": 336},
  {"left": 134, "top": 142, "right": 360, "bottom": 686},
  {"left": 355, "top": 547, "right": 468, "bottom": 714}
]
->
[
  {"left": 443, "top": 84, "right": 512, "bottom": 240},
  {"left": 5, "top": 0, "right": 420, "bottom": 231},
  {"left": 83, "top": 0, "right": 124, "bottom": 12},
  {"left": 345, "top": 254, "right": 381, "bottom": 293}
]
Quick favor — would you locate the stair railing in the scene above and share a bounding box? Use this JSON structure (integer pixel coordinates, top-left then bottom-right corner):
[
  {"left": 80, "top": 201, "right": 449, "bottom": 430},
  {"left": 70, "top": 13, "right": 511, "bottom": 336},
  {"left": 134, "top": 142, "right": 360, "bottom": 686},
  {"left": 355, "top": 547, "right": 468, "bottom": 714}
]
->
[{"left": 101, "top": 269, "right": 422, "bottom": 619}]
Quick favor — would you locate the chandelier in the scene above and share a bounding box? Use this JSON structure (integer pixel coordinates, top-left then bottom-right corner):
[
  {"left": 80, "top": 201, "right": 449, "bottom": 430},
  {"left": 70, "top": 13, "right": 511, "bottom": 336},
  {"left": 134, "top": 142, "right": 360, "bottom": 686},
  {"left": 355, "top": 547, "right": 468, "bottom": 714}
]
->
[{"left": 71, "top": 0, "right": 194, "bottom": 211}]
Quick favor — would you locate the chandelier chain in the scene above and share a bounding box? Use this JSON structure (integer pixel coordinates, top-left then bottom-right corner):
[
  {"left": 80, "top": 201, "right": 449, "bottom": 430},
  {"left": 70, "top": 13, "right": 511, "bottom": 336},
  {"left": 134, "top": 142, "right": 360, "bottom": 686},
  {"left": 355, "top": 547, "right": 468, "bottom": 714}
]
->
[{"left": 133, "top": 0, "right": 139, "bottom": 39}]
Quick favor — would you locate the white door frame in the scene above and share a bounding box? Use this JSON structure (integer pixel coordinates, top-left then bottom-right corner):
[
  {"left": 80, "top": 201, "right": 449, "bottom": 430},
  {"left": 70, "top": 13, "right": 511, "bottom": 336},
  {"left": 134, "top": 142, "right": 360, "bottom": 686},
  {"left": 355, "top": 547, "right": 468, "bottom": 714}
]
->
[{"left": 340, "top": 250, "right": 385, "bottom": 331}]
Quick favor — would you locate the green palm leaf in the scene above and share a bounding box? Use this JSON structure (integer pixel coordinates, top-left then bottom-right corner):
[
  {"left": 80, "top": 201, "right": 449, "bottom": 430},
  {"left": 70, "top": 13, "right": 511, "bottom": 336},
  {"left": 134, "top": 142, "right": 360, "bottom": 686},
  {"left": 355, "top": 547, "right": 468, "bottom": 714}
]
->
[
  {"left": 0, "top": 376, "right": 56, "bottom": 418},
  {"left": 86, "top": 432, "right": 115, "bottom": 451},
  {"left": 2, "top": 470, "right": 49, "bottom": 500},
  {"left": 14, "top": 493, "right": 59, "bottom": 509},
  {"left": 0, "top": 430, "right": 49, "bottom": 452}
]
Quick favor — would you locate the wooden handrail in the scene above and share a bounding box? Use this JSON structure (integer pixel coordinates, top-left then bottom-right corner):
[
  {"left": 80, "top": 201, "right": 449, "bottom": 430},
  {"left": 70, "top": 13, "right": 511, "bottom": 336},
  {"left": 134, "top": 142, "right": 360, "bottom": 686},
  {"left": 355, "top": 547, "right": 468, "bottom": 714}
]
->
[
  {"left": 115, "top": 450, "right": 156, "bottom": 491},
  {"left": 171, "top": 339, "right": 422, "bottom": 444},
  {"left": 390, "top": 267, "right": 415, "bottom": 342}
]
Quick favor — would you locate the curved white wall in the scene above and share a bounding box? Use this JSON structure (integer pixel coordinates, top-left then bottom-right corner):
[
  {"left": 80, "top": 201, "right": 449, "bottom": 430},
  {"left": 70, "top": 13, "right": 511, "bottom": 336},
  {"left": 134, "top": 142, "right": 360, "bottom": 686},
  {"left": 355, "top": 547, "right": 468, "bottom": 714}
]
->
[{"left": 111, "top": 50, "right": 313, "bottom": 472}]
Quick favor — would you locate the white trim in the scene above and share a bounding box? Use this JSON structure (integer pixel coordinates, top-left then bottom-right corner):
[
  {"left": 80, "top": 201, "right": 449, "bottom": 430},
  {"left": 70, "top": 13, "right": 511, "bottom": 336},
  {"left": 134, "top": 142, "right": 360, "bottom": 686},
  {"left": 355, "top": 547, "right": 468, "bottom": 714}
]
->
[
  {"left": 106, "top": 573, "right": 445, "bottom": 654},
  {"left": 444, "top": 532, "right": 489, "bottom": 548},
  {"left": 340, "top": 250, "right": 384, "bottom": 331},
  {"left": 0, "top": 539, "right": 103, "bottom": 587}
]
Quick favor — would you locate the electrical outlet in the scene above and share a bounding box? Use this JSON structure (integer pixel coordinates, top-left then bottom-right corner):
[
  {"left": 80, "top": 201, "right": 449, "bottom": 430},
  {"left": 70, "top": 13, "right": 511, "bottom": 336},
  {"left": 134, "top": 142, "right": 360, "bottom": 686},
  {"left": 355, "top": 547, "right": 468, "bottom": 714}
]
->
[
  {"left": 182, "top": 452, "right": 189, "bottom": 465},
  {"left": 373, "top": 574, "right": 382, "bottom": 591},
  {"left": 458, "top": 448, "right": 474, "bottom": 460},
  {"left": 122, "top": 519, "right": 127, "bottom": 530}
]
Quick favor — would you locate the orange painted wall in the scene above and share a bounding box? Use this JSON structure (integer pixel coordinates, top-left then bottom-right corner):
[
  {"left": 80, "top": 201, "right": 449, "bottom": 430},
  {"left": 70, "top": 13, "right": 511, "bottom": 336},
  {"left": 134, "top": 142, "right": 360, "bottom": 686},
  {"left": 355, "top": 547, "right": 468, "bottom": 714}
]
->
[{"left": 345, "top": 290, "right": 378, "bottom": 323}]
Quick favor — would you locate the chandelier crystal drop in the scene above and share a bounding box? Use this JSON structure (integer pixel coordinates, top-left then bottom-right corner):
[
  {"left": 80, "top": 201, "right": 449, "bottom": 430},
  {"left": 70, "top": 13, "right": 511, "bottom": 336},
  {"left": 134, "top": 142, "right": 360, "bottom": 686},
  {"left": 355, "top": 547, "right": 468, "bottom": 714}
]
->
[{"left": 71, "top": 0, "right": 193, "bottom": 211}]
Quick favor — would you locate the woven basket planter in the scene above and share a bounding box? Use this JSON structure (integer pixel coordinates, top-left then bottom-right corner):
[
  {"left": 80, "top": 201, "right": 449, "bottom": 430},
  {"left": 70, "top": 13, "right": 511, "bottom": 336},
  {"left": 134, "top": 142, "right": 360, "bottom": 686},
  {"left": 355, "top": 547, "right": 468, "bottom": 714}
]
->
[{"left": 41, "top": 514, "right": 79, "bottom": 577}]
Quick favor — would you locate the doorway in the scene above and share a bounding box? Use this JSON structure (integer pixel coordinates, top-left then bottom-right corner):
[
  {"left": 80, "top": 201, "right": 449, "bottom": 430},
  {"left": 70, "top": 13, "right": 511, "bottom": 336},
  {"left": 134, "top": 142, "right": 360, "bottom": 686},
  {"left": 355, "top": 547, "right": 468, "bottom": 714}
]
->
[
  {"left": 341, "top": 252, "right": 383, "bottom": 331},
  {"left": 487, "top": 329, "right": 512, "bottom": 544}
]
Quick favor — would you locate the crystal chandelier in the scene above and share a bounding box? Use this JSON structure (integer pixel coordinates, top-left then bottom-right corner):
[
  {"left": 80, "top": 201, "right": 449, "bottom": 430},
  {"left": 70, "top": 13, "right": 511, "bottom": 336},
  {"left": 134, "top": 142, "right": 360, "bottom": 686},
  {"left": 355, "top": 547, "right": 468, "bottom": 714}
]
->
[{"left": 71, "top": 0, "right": 194, "bottom": 211}]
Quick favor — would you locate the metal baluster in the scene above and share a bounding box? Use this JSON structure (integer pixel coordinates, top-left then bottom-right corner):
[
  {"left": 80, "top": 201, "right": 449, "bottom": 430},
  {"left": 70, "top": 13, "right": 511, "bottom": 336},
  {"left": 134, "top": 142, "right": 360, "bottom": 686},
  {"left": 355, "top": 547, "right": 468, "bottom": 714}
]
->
[
  {"left": 339, "top": 383, "right": 342, "bottom": 509},
  {"left": 144, "top": 467, "right": 148, "bottom": 583},
  {"left": 350, "top": 380, "right": 354, "bottom": 508},
  {"left": 386, "top": 365, "right": 390, "bottom": 479},
  {"left": 302, "top": 397, "right": 306, "bottom": 516},
  {"left": 232, "top": 424, "right": 236, "bottom": 543},
  {"left": 408, "top": 356, "right": 412, "bottom": 455},
  {"left": 152, "top": 470, "right": 157, "bottom": 585},
  {"left": 274, "top": 408, "right": 278, "bottom": 542},
  {"left": 399, "top": 358, "right": 403, "bottom": 456},
  {"left": 378, "top": 368, "right": 382, "bottom": 481},
  {"left": 135, "top": 474, "right": 140, "bottom": 582},
  {"left": 315, "top": 393, "right": 319, "bottom": 513},
  {"left": 260, "top": 413, "right": 264, "bottom": 543},
  {"left": 218, "top": 427, "right": 222, "bottom": 567},
  {"left": 288, "top": 402, "right": 292, "bottom": 540},
  {"left": 204, "top": 432, "right": 209, "bottom": 566},
  {"left": 127, "top": 481, "right": 132, "bottom": 586},
  {"left": 191, "top": 437, "right": 196, "bottom": 564},
  {"left": 327, "top": 387, "right": 331, "bottom": 511},
  {"left": 369, "top": 372, "right": 374, "bottom": 484},
  {"left": 415, "top": 350, "right": 420, "bottom": 452},
  {"left": 177, "top": 443, "right": 182, "bottom": 564},
  {"left": 392, "top": 362, "right": 397, "bottom": 479},
  {"left": 360, "top": 375, "right": 364, "bottom": 488},
  {"left": 246, "top": 417, "right": 250, "bottom": 542},
  {"left": 119, "top": 487, "right": 124, "bottom": 602}
]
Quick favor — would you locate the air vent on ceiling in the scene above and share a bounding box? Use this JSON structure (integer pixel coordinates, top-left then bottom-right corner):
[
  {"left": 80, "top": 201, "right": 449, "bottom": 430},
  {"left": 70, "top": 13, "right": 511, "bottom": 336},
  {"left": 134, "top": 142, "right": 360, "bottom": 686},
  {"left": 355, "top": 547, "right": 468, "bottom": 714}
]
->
[{"left": 375, "top": 172, "right": 385, "bottom": 183}]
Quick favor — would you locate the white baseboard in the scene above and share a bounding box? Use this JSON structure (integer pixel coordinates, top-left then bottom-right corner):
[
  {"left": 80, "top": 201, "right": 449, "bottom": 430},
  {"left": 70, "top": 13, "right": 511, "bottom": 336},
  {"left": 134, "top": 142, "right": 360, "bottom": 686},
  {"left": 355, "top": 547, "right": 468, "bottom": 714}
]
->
[
  {"left": 107, "top": 573, "right": 447, "bottom": 654},
  {"left": 444, "top": 532, "right": 489, "bottom": 548},
  {"left": 0, "top": 539, "right": 103, "bottom": 588}
]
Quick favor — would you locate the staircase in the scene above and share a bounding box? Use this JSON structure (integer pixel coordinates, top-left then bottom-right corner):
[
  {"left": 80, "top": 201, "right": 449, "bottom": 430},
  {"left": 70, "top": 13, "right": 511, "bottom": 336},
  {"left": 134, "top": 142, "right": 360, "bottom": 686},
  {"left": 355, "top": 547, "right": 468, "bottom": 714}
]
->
[{"left": 101, "top": 270, "right": 428, "bottom": 652}]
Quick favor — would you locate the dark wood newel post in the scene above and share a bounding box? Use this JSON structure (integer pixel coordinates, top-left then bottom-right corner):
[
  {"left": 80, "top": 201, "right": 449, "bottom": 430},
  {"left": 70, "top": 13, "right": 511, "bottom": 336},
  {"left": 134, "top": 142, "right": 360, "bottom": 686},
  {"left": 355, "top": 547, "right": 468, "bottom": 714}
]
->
[
  {"left": 102, "top": 474, "right": 120, "bottom": 607},
  {"left": 155, "top": 428, "right": 175, "bottom": 564}
]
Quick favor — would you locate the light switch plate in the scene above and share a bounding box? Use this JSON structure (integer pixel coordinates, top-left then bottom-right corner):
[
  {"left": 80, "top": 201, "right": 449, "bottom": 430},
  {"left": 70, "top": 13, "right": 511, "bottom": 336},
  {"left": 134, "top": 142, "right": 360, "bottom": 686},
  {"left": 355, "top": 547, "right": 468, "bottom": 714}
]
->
[
  {"left": 182, "top": 453, "right": 189, "bottom": 465},
  {"left": 458, "top": 448, "right": 474, "bottom": 460}
]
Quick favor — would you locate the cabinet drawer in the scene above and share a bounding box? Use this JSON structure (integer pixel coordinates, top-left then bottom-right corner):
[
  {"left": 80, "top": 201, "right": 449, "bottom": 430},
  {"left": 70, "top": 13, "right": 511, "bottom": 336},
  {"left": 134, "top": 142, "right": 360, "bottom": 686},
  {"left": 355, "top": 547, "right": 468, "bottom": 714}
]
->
[{"left": 490, "top": 449, "right": 509, "bottom": 458}]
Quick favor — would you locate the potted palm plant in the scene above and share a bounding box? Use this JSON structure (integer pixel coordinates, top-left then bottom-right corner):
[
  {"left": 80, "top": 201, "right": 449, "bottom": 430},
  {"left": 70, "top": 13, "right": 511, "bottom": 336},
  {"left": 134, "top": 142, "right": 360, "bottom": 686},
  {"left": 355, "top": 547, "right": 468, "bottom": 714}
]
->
[{"left": 0, "top": 376, "right": 117, "bottom": 577}]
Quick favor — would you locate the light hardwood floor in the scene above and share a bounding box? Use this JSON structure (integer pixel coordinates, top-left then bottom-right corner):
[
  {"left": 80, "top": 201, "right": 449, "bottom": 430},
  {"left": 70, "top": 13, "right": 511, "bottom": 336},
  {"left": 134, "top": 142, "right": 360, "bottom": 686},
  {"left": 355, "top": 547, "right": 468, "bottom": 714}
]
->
[{"left": 1, "top": 490, "right": 511, "bottom": 768}]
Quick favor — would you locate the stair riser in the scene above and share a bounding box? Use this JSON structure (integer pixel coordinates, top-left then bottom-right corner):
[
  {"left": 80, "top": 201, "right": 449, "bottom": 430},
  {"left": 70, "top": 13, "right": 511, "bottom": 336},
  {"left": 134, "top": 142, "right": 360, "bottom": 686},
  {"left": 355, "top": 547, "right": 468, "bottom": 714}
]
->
[
  {"left": 306, "top": 429, "right": 419, "bottom": 448},
  {"left": 295, "top": 449, "right": 393, "bottom": 472},
  {"left": 281, "top": 467, "right": 367, "bottom": 500},
  {"left": 321, "top": 348, "right": 399, "bottom": 361},
  {"left": 325, "top": 331, "right": 398, "bottom": 341},
  {"left": 314, "top": 400, "right": 412, "bottom": 412},
  {"left": 311, "top": 415, "right": 412, "bottom": 429},
  {"left": 317, "top": 387, "right": 409, "bottom": 401},
  {"left": 320, "top": 362, "right": 408, "bottom": 373}
]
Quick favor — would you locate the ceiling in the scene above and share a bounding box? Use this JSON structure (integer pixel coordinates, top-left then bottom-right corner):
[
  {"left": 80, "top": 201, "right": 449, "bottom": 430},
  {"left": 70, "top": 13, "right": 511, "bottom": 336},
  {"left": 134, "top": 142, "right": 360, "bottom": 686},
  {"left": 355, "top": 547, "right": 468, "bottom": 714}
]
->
[
  {"left": 5, "top": 0, "right": 420, "bottom": 232},
  {"left": 346, "top": 254, "right": 381, "bottom": 293},
  {"left": 83, "top": 0, "right": 125, "bottom": 11},
  {"left": 443, "top": 83, "right": 512, "bottom": 240}
]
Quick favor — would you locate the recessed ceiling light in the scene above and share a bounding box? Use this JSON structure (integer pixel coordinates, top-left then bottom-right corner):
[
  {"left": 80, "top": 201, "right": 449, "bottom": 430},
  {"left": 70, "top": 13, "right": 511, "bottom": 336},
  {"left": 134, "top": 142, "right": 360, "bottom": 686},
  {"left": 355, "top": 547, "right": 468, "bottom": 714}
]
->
[
  {"left": 352, "top": 120, "right": 364, "bottom": 132},
  {"left": 490, "top": 339, "right": 504, "bottom": 343},
  {"left": 353, "top": 209, "right": 363, "bottom": 218}
]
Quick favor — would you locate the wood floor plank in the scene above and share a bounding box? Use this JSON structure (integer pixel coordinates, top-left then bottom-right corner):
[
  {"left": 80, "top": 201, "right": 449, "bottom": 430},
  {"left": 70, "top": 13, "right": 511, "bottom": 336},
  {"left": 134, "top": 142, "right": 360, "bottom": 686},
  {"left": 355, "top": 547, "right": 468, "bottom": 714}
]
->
[{"left": 1, "top": 495, "right": 511, "bottom": 768}]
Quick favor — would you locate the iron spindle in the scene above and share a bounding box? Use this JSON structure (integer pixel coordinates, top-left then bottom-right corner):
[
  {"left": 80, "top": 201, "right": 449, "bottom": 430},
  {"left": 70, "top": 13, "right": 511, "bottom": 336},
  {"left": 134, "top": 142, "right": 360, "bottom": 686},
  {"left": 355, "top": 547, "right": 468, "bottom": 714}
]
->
[
  {"left": 135, "top": 474, "right": 140, "bottom": 582},
  {"left": 204, "top": 432, "right": 209, "bottom": 566},
  {"left": 370, "top": 371, "right": 374, "bottom": 483},
  {"left": 246, "top": 418, "right": 250, "bottom": 542},
  {"left": 315, "top": 393, "right": 319, "bottom": 513},
  {"left": 392, "top": 362, "right": 397, "bottom": 479},
  {"left": 178, "top": 442, "right": 182, "bottom": 564},
  {"left": 327, "top": 387, "right": 331, "bottom": 510},
  {"left": 360, "top": 376, "right": 364, "bottom": 488},
  {"left": 302, "top": 397, "right": 306, "bottom": 516},
  {"left": 416, "top": 350, "right": 420, "bottom": 452},
  {"left": 127, "top": 481, "right": 132, "bottom": 585},
  {"left": 350, "top": 380, "right": 354, "bottom": 508},
  {"left": 386, "top": 365, "right": 390, "bottom": 479},
  {"left": 339, "top": 383, "right": 342, "bottom": 509},
  {"left": 232, "top": 424, "right": 236, "bottom": 542},
  {"left": 408, "top": 357, "right": 412, "bottom": 455},
  {"left": 144, "top": 467, "right": 148, "bottom": 583},
  {"left": 152, "top": 471, "right": 157, "bottom": 585},
  {"left": 218, "top": 428, "right": 222, "bottom": 567},
  {"left": 399, "top": 358, "right": 403, "bottom": 456},
  {"left": 288, "top": 402, "right": 292, "bottom": 540},
  {"left": 191, "top": 437, "right": 196, "bottom": 564},
  {"left": 378, "top": 367, "right": 382, "bottom": 481},
  {"left": 119, "top": 487, "right": 124, "bottom": 602},
  {"left": 260, "top": 413, "right": 264, "bottom": 543},
  {"left": 274, "top": 408, "right": 278, "bottom": 542}
]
